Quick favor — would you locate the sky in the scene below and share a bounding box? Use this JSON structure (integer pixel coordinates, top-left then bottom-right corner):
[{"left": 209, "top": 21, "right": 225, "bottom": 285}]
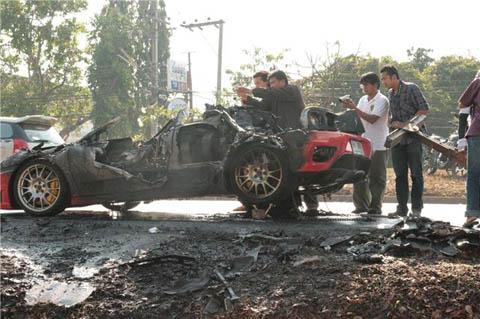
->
[{"left": 83, "top": 0, "right": 480, "bottom": 106}]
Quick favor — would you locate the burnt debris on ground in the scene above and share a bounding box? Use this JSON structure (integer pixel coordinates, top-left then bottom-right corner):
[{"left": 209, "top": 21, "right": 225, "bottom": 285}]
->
[{"left": 1, "top": 214, "right": 479, "bottom": 318}]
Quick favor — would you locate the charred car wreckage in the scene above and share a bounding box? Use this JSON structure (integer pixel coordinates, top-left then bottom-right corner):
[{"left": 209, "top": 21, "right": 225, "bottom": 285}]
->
[{"left": 0, "top": 105, "right": 372, "bottom": 218}]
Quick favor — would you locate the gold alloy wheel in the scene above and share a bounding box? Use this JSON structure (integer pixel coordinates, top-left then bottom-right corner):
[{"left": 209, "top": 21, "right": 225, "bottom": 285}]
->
[
  {"left": 234, "top": 149, "right": 283, "bottom": 199},
  {"left": 17, "top": 163, "right": 61, "bottom": 213}
]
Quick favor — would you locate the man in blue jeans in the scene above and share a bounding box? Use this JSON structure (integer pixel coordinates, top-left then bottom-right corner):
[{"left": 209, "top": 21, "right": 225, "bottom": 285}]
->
[
  {"left": 380, "top": 65, "right": 429, "bottom": 218},
  {"left": 458, "top": 71, "right": 480, "bottom": 227}
]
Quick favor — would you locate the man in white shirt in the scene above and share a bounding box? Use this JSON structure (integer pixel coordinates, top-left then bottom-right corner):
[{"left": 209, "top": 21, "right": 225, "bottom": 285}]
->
[{"left": 342, "top": 72, "right": 390, "bottom": 215}]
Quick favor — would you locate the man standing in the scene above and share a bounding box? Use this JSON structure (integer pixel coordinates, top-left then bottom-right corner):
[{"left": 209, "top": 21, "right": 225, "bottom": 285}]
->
[
  {"left": 342, "top": 72, "right": 390, "bottom": 215},
  {"left": 239, "top": 71, "right": 270, "bottom": 107},
  {"left": 237, "top": 70, "right": 318, "bottom": 215},
  {"left": 237, "top": 70, "right": 304, "bottom": 129},
  {"left": 380, "top": 65, "right": 429, "bottom": 218},
  {"left": 458, "top": 71, "right": 480, "bottom": 227}
]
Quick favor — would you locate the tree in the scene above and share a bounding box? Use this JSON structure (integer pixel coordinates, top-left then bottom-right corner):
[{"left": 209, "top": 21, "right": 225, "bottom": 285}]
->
[
  {"left": 88, "top": 0, "right": 171, "bottom": 139},
  {"left": 301, "top": 43, "right": 395, "bottom": 108},
  {"left": 407, "top": 47, "right": 434, "bottom": 72},
  {"left": 225, "top": 48, "right": 289, "bottom": 87},
  {"left": 0, "top": 0, "right": 91, "bottom": 138},
  {"left": 221, "top": 48, "right": 288, "bottom": 105}
]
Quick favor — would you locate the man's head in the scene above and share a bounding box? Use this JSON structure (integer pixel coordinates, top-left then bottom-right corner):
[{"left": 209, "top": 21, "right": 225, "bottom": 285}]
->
[
  {"left": 268, "top": 70, "right": 288, "bottom": 89},
  {"left": 380, "top": 65, "right": 400, "bottom": 89},
  {"left": 360, "top": 72, "right": 380, "bottom": 95},
  {"left": 253, "top": 71, "right": 269, "bottom": 88}
]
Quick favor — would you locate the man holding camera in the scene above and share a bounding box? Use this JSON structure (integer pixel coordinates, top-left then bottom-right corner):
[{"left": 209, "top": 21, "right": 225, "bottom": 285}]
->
[
  {"left": 342, "top": 72, "right": 390, "bottom": 215},
  {"left": 380, "top": 65, "right": 429, "bottom": 218}
]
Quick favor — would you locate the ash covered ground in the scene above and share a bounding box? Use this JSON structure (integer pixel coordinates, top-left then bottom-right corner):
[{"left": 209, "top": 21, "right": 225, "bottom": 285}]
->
[{"left": 1, "top": 209, "right": 479, "bottom": 318}]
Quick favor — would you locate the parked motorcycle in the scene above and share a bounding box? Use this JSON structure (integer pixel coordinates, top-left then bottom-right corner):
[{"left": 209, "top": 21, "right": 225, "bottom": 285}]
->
[{"left": 422, "top": 132, "right": 466, "bottom": 177}]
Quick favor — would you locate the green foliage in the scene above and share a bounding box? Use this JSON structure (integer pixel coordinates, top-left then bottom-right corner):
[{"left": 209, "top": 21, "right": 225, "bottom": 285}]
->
[
  {"left": 407, "top": 47, "right": 434, "bottom": 72},
  {"left": 0, "top": 0, "right": 91, "bottom": 138},
  {"left": 88, "top": 0, "right": 171, "bottom": 139},
  {"left": 225, "top": 48, "right": 289, "bottom": 87}
]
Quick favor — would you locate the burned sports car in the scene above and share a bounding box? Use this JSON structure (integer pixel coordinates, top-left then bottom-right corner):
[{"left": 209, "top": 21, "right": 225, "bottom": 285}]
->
[{"left": 0, "top": 105, "right": 371, "bottom": 218}]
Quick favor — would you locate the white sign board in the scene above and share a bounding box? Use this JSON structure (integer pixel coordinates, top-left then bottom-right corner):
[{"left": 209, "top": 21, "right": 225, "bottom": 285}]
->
[{"left": 167, "top": 60, "right": 187, "bottom": 92}]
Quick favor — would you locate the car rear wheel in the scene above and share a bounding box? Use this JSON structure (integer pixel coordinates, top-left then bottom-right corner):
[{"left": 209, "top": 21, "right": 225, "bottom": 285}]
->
[
  {"left": 13, "top": 160, "right": 69, "bottom": 216},
  {"left": 226, "top": 143, "right": 294, "bottom": 205}
]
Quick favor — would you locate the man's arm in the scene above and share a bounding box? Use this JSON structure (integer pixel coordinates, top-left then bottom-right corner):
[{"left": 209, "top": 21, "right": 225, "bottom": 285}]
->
[
  {"left": 458, "top": 78, "right": 480, "bottom": 108},
  {"left": 411, "top": 84, "right": 429, "bottom": 116},
  {"left": 244, "top": 95, "right": 271, "bottom": 111},
  {"left": 342, "top": 99, "right": 380, "bottom": 124},
  {"left": 252, "top": 86, "right": 296, "bottom": 102}
]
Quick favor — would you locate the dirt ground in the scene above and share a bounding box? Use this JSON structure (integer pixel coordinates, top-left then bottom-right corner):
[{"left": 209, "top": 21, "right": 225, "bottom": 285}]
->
[
  {"left": 340, "top": 168, "right": 466, "bottom": 198},
  {"left": 1, "top": 210, "right": 479, "bottom": 319}
]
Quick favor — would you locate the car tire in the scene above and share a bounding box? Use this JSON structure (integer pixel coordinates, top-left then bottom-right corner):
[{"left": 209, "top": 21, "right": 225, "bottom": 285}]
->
[
  {"left": 13, "top": 159, "right": 70, "bottom": 217},
  {"left": 102, "top": 201, "right": 141, "bottom": 212},
  {"left": 226, "top": 143, "right": 295, "bottom": 206}
]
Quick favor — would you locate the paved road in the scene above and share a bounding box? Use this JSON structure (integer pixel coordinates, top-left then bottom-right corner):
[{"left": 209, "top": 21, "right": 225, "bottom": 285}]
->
[{"left": 0, "top": 199, "right": 468, "bottom": 227}]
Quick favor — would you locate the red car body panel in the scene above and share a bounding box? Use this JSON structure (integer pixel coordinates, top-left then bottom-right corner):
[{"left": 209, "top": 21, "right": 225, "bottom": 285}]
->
[
  {"left": 0, "top": 173, "right": 13, "bottom": 209},
  {"left": 299, "top": 131, "right": 371, "bottom": 173}
]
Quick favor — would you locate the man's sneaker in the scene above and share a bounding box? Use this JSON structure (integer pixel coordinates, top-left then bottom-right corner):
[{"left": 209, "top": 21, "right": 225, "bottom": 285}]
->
[
  {"left": 351, "top": 209, "right": 368, "bottom": 214},
  {"left": 367, "top": 209, "right": 382, "bottom": 215},
  {"left": 387, "top": 211, "right": 407, "bottom": 218},
  {"left": 410, "top": 209, "right": 422, "bottom": 219},
  {"left": 463, "top": 217, "right": 479, "bottom": 228}
]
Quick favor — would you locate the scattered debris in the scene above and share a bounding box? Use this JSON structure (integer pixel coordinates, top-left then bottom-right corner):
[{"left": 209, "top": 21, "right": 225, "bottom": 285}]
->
[
  {"left": 225, "top": 246, "right": 261, "bottom": 278},
  {"left": 214, "top": 269, "right": 239, "bottom": 301},
  {"left": 128, "top": 254, "right": 195, "bottom": 267},
  {"left": 293, "top": 255, "right": 325, "bottom": 267},
  {"left": 25, "top": 280, "right": 94, "bottom": 308},
  {"left": 320, "top": 235, "right": 353, "bottom": 248},
  {"left": 72, "top": 265, "right": 100, "bottom": 279},
  {"left": 148, "top": 227, "right": 159, "bottom": 234},
  {"left": 239, "top": 232, "right": 289, "bottom": 243},
  {"left": 353, "top": 254, "right": 383, "bottom": 264},
  {"left": 163, "top": 274, "right": 210, "bottom": 295}
]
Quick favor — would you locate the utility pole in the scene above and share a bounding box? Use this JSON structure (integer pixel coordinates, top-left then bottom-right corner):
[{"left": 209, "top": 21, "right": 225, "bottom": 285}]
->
[
  {"left": 187, "top": 52, "right": 193, "bottom": 109},
  {"left": 216, "top": 22, "right": 223, "bottom": 105},
  {"left": 150, "top": 0, "right": 159, "bottom": 136},
  {"left": 181, "top": 19, "right": 225, "bottom": 105}
]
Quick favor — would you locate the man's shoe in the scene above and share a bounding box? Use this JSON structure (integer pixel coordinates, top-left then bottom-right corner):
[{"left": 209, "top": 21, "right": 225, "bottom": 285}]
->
[
  {"left": 367, "top": 209, "right": 382, "bottom": 215},
  {"left": 410, "top": 209, "right": 422, "bottom": 218},
  {"left": 463, "top": 217, "right": 478, "bottom": 228},
  {"left": 387, "top": 211, "right": 407, "bottom": 218},
  {"left": 351, "top": 209, "right": 368, "bottom": 214}
]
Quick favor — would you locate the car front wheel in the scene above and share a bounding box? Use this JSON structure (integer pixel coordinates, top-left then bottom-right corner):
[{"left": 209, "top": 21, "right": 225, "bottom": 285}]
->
[{"left": 13, "top": 160, "right": 69, "bottom": 216}]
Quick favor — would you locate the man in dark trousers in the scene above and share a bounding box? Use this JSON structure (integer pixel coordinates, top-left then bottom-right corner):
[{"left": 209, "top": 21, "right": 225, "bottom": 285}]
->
[
  {"left": 380, "top": 65, "right": 429, "bottom": 218},
  {"left": 458, "top": 70, "right": 480, "bottom": 228},
  {"left": 237, "top": 70, "right": 318, "bottom": 215}
]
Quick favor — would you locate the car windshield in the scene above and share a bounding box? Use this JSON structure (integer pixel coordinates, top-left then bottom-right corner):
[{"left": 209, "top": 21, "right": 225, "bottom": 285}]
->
[{"left": 21, "top": 124, "right": 65, "bottom": 145}]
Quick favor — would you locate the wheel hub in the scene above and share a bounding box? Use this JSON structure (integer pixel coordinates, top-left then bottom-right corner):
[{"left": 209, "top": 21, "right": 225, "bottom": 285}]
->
[
  {"left": 234, "top": 149, "right": 283, "bottom": 199},
  {"left": 17, "top": 164, "right": 61, "bottom": 212}
]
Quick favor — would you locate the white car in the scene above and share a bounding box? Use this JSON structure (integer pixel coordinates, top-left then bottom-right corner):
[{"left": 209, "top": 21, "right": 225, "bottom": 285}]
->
[{"left": 0, "top": 115, "right": 65, "bottom": 162}]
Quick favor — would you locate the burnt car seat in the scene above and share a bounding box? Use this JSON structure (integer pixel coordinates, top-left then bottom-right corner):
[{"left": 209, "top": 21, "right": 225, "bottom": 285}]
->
[{"left": 176, "top": 123, "right": 222, "bottom": 164}]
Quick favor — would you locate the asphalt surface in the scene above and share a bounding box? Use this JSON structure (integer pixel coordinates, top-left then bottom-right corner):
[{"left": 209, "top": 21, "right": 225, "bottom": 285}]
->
[{"left": 2, "top": 198, "right": 465, "bottom": 225}]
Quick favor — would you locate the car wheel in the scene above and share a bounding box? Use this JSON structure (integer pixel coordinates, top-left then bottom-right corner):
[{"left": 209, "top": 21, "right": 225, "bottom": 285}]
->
[
  {"left": 226, "top": 143, "right": 294, "bottom": 205},
  {"left": 102, "top": 201, "right": 141, "bottom": 212},
  {"left": 13, "top": 159, "right": 69, "bottom": 217}
]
